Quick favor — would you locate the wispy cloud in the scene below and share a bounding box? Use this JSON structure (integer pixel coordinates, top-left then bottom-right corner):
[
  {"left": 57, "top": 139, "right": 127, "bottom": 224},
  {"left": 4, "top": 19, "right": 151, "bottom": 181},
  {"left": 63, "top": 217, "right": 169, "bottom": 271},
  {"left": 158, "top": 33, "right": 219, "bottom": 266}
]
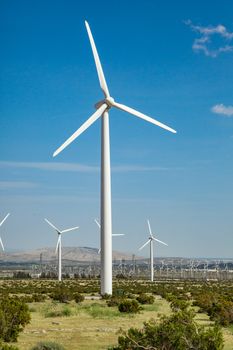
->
[
  {"left": 0, "top": 161, "right": 177, "bottom": 173},
  {"left": 185, "top": 20, "right": 233, "bottom": 57},
  {"left": 0, "top": 181, "right": 38, "bottom": 189},
  {"left": 211, "top": 104, "right": 233, "bottom": 117},
  {"left": 0, "top": 161, "right": 99, "bottom": 173}
]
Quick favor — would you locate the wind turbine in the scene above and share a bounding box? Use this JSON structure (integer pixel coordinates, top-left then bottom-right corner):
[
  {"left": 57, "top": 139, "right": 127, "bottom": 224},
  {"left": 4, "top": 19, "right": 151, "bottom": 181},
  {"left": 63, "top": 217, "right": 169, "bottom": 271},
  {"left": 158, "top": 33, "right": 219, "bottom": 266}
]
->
[
  {"left": 0, "top": 213, "right": 10, "bottom": 251},
  {"left": 94, "top": 218, "right": 124, "bottom": 254},
  {"left": 44, "top": 218, "right": 79, "bottom": 281},
  {"left": 53, "top": 21, "right": 176, "bottom": 295},
  {"left": 139, "top": 220, "right": 168, "bottom": 282}
]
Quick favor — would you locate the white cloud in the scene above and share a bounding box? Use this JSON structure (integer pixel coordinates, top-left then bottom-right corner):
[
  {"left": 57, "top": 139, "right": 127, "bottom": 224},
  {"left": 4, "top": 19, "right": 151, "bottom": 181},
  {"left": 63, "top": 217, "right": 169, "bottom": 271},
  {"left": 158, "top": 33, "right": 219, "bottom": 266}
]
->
[
  {"left": 211, "top": 104, "right": 233, "bottom": 117},
  {"left": 0, "top": 161, "right": 176, "bottom": 173},
  {"left": 0, "top": 181, "right": 38, "bottom": 189},
  {"left": 185, "top": 20, "right": 233, "bottom": 57},
  {"left": 0, "top": 161, "right": 99, "bottom": 173}
]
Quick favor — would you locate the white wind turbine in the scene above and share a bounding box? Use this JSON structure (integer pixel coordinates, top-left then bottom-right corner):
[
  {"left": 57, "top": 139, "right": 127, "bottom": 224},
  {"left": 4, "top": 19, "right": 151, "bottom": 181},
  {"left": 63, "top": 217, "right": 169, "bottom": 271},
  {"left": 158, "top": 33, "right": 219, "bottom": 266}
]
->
[
  {"left": 94, "top": 218, "right": 124, "bottom": 254},
  {"left": 0, "top": 213, "right": 10, "bottom": 251},
  {"left": 44, "top": 218, "right": 79, "bottom": 281},
  {"left": 53, "top": 21, "right": 176, "bottom": 295},
  {"left": 139, "top": 220, "right": 168, "bottom": 282}
]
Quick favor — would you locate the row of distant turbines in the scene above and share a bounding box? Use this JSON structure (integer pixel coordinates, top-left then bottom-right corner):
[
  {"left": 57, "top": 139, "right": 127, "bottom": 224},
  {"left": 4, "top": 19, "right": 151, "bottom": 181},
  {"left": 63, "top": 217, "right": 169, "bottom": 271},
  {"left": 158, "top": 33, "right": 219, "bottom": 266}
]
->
[
  {"left": 0, "top": 213, "right": 168, "bottom": 283},
  {"left": 2, "top": 20, "right": 176, "bottom": 295}
]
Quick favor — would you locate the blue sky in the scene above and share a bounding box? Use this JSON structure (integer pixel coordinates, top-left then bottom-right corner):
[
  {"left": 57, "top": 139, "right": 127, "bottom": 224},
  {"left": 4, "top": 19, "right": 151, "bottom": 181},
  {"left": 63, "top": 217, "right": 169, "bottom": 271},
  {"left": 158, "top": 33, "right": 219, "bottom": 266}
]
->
[{"left": 0, "top": 0, "right": 233, "bottom": 258}]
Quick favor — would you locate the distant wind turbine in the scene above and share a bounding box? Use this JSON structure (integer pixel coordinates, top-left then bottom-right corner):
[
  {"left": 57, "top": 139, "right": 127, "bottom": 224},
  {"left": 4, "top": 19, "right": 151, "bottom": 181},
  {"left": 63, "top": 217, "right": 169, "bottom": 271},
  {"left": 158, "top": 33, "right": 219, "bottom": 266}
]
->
[
  {"left": 0, "top": 213, "right": 10, "bottom": 251},
  {"left": 44, "top": 218, "right": 79, "bottom": 281},
  {"left": 53, "top": 21, "right": 176, "bottom": 295},
  {"left": 139, "top": 220, "right": 168, "bottom": 282},
  {"left": 94, "top": 218, "right": 124, "bottom": 254}
]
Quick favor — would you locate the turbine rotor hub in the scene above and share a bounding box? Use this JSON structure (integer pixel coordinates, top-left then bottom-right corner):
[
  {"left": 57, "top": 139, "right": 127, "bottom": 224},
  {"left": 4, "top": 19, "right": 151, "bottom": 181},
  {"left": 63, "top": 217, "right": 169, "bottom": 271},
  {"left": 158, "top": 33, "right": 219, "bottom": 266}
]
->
[
  {"left": 95, "top": 97, "right": 115, "bottom": 110},
  {"left": 105, "top": 96, "right": 115, "bottom": 107}
]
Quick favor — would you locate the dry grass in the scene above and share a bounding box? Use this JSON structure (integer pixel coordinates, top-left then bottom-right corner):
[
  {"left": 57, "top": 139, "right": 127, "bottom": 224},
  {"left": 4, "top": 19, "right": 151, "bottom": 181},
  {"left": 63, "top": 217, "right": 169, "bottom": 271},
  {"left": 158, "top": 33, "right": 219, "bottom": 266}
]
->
[
  {"left": 12, "top": 298, "right": 170, "bottom": 350},
  {"left": 7, "top": 298, "right": 233, "bottom": 350}
]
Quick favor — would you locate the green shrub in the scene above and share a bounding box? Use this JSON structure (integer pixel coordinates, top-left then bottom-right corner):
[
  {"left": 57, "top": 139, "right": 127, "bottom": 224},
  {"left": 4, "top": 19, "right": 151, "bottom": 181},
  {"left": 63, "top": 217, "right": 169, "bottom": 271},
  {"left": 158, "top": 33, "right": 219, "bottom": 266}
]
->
[
  {"left": 30, "top": 341, "right": 65, "bottom": 350},
  {"left": 109, "top": 308, "right": 224, "bottom": 349},
  {"left": 101, "top": 293, "right": 111, "bottom": 300},
  {"left": 61, "top": 306, "right": 72, "bottom": 317},
  {"left": 170, "top": 297, "right": 190, "bottom": 311},
  {"left": 0, "top": 342, "right": 19, "bottom": 350},
  {"left": 82, "top": 303, "right": 119, "bottom": 318},
  {"left": 32, "top": 294, "right": 46, "bottom": 302},
  {"left": 50, "top": 286, "right": 72, "bottom": 303},
  {"left": 208, "top": 301, "right": 233, "bottom": 326},
  {"left": 44, "top": 304, "right": 72, "bottom": 318},
  {"left": 118, "top": 299, "right": 141, "bottom": 314},
  {"left": 113, "top": 289, "right": 126, "bottom": 297},
  {"left": 107, "top": 297, "right": 122, "bottom": 307},
  {"left": 0, "top": 297, "right": 31, "bottom": 342},
  {"left": 73, "top": 293, "right": 84, "bottom": 303},
  {"left": 136, "top": 293, "right": 154, "bottom": 305}
]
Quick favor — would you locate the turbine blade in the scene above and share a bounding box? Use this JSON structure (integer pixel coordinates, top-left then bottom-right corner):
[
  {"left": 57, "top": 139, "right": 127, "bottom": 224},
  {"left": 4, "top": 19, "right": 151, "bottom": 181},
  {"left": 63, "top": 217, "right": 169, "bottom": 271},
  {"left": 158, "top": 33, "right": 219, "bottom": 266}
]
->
[
  {"left": 55, "top": 235, "right": 61, "bottom": 254},
  {"left": 0, "top": 213, "right": 10, "bottom": 227},
  {"left": 85, "top": 21, "right": 110, "bottom": 98},
  {"left": 147, "top": 220, "right": 152, "bottom": 236},
  {"left": 153, "top": 237, "right": 168, "bottom": 246},
  {"left": 0, "top": 236, "right": 4, "bottom": 251},
  {"left": 44, "top": 218, "right": 61, "bottom": 233},
  {"left": 113, "top": 102, "right": 177, "bottom": 134},
  {"left": 53, "top": 103, "right": 107, "bottom": 157},
  {"left": 61, "top": 226, "right": 79, "bottom": 233},
  {"left": 94, "top": 218, "right": 101, "bottom": 228},
  {"left": 139, "top": 240, "right": 150, "bottom": 251},
  {"left": 95, "top": 219, "right": 123, "bottom": 236}
]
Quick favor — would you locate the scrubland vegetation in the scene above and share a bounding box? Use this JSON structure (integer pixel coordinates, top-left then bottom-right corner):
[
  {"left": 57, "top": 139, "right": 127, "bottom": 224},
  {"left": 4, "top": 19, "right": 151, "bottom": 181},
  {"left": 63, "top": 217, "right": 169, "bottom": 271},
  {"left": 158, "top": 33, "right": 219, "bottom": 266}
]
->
[{"left": 0, "top": 279, "right": 233, "bottom": 349}]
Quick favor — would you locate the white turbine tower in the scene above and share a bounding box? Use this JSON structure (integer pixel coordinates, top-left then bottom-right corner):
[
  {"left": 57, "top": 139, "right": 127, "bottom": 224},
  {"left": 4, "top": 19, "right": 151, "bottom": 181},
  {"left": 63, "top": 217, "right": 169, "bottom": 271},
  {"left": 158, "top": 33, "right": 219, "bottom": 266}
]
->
[
  {"left": 139, "top": 220, "right": 168, "bottom": 282},
  {"left": 0, "top": 213, "right": 10, "bottom": 251},
  {"left": 53, "top": 21, "right": 176, "bottom": 295},
  {"left": 94, "top": 218, "right": 124, "bottom": 253},
  {"left": 44, "top": 218, "right": 79, "bottom": 281}
]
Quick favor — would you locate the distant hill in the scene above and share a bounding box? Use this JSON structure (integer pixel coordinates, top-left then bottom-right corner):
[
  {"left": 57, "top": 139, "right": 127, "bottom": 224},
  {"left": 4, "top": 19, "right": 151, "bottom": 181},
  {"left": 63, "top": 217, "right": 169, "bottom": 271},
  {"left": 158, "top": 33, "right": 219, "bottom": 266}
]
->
[{"left": 0, "top": 247, "right": 138, "bottom": 263}]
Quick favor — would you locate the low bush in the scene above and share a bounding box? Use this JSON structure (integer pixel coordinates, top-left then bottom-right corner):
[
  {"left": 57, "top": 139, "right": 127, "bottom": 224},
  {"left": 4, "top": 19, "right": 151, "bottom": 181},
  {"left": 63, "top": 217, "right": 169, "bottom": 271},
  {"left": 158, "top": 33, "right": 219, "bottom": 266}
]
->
[
  {"left": 101, "top": 293, "right": 111, "bottom": 300},
  {"left": 44, "top": 304, "right": 72, "bottom": 318},
  {"left": 32, "top": 294, "right": 46, "bottom": 302},
  {"left": 170, "top": 297, "right": 190, "bottom": 312},
  {"left": 113, "top": 289, "right": 126, "bottom": 297},
  {"left": 82, "top": 303, "right": 119, "bottom": 318},
  {"left": 208, "top": 301, "right": 233, "bottom": 326},
  {"left": 73, "top": 293, "right": 84, "bottom": 303},
  {"left": 0, "top": 343, "right": 19, "bottom": 350},
  {"left": 136, "top": 293, "right": 154, "bottom": 305},
  {"left": 109, "top": 307, "right": 224, "bottom": 349},
  {"left": 107, "top": 297, "right": 122, "bottom": 307},
  {"left": 30, "top": 341, "right": 65, "bottom": 350},
  {"left": 61, "top": 306, "right": 72, "bottom": 317},
  {"left": 0, "top": 297, "right": 31, "bottom": 342},
  {"left": 50, "top": 286, "right": 72, "bottom": 303},
  {"left": 118, "top": 299, "right": 141, "bottom": 314}
]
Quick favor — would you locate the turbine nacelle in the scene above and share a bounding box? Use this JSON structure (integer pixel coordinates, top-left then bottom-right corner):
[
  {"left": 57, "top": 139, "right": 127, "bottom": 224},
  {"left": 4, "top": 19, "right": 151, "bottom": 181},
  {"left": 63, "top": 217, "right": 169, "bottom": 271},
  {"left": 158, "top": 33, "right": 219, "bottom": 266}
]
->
[
  {"left": 95, "top": 97, "right": 115, "bottom": 110},
  {"left": 139, "top": 220, "right": 168, "bottom": 251},
  {"left": 105, "top": 97, "right": 115, "bottom": 107}
]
